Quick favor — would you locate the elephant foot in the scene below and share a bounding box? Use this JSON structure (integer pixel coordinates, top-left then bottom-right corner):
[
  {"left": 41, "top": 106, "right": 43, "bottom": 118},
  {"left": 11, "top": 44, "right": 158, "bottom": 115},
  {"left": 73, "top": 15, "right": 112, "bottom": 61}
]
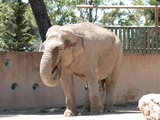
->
[
  {"left": 88, "top": 95, "right": 104, "bottom": 114},
  {"left": 91, "top": 103, "right": 104, "bottom": 114},
  {"left": 104, "top": 106, "right": 115, "bottom": 113},
  {"left": 83, "top": 105, "right": 91, "bottom": 112},
  {"left": 83, "top": 104, "right": 104, "bottom": 114},
  {"left": 64, "top": 108, "right": 78, "bottom": 116}
]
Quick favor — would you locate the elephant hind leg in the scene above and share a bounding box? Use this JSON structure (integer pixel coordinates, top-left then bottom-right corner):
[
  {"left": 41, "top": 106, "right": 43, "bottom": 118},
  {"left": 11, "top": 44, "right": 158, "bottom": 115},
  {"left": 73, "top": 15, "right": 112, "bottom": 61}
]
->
[
  {"left": 104, "top": 77, "right": 116, "bottom": 112},
  {"left": 104, "top": 67, "right": 120, "bottom": 112},
  {"left": 99, "top": 79, "right": 106, "bottom": 92},
  {"left": 87, "top": 77, "right": 104, "bottom": 114},
  {"left": 104, "top": 50, "right": 122, "bottom": 112}
]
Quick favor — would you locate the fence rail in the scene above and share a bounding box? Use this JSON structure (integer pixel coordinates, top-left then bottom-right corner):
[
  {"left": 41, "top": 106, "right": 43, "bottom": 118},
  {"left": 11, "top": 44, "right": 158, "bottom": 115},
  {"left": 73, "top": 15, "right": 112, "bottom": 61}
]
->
[{"left": 106, "top": 26, "right": 160, "bottom": 54}]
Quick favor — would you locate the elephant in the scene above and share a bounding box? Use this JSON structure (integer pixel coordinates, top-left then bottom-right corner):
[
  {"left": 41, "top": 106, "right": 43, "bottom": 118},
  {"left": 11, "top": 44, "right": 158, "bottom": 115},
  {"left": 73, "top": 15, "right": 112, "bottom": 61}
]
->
[{"left": 39, "top": 22, "right": 123, "bottom": 116}]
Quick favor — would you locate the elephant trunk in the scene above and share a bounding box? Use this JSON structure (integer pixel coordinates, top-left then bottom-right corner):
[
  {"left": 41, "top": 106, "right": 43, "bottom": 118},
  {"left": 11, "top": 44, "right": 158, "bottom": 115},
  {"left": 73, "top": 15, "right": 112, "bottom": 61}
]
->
[{"left": 40, "top": 47, "right": 61, "bottom": 87}]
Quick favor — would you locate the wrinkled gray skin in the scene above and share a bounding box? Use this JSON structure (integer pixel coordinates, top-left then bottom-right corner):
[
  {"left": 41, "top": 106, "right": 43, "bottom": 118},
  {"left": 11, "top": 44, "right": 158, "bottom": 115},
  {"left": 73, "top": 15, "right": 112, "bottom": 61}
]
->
[{"left": 40, "top": 22, "right": 123, "bottom": 116}]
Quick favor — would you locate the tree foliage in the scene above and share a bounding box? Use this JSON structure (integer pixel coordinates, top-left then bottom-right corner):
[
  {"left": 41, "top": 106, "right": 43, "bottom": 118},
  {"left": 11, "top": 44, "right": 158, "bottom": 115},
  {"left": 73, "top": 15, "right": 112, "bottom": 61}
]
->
[
  {"left": 0, "top": 0, "right": 38, "bottom": 51},
  {"left": 45, "top": 0, "right": 103, "bottom": 25},
  {"left": 0, "top": 0, "right": 160, "bottom": 51},
  {"left": 45, "top": 0, "right": 77, "bottom": 25},
  {"left": 100, "top": 0, "right": 160, "bottom": 26}
]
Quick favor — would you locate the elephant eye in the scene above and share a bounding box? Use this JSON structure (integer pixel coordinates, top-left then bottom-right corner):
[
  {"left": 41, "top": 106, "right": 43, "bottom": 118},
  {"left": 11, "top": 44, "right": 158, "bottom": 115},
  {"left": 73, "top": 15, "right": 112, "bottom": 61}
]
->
[{"left": 58, "top": 45, "right": 64, "bottom": 51}]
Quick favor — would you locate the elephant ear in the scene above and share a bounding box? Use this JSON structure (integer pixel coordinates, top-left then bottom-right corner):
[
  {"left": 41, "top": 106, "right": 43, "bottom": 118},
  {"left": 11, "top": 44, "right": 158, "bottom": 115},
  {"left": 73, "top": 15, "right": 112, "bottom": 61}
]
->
[
  {"left": 61, "top": 28, "right": 84, "bottom": 57},
  {"left": 72, "top": 36, "right": 84, "bottom": 57}
]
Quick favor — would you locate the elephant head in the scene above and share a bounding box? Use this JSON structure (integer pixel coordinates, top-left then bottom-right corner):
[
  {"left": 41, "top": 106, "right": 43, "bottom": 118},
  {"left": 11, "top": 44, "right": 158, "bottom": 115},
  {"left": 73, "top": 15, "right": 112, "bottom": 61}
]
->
[{"left": 40, "top": 26, "right": 84, "bottom": 87}]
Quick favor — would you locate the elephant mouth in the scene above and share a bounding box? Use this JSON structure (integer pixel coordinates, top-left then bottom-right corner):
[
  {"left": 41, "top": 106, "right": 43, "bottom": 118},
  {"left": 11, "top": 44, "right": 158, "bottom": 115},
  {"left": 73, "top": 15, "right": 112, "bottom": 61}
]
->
[
  {"left": 52, "top": 66, "right": 58, "bottom": 74},
  {"left": 51, "top": 59, "right": 61, "bottom": 79}
]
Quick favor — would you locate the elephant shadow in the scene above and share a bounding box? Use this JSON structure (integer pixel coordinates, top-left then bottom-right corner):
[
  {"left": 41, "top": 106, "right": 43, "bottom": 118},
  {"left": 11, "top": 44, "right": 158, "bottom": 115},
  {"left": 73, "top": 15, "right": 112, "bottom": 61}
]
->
[
  {"left": 38, "top": 104, "right": 140, "bottom": 116},
  {"left": 0, "top": 105, "right": 140, "bottom": 117}
]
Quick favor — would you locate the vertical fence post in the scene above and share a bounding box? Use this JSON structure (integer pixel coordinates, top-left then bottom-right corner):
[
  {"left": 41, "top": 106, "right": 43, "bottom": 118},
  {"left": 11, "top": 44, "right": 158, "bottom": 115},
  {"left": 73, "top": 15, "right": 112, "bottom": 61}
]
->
[
  {"left": 155, "top": 5, "right": 159, "bottom": 32},
  {"left": 155, "top": 5, "right": 159, "bottom": 53}
]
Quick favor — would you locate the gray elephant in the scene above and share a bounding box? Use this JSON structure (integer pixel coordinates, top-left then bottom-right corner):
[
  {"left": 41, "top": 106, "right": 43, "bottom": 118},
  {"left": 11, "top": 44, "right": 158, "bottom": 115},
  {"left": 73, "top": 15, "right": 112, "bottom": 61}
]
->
[{"left": 40, "top": 22, "right": 123, "bottom": 116}]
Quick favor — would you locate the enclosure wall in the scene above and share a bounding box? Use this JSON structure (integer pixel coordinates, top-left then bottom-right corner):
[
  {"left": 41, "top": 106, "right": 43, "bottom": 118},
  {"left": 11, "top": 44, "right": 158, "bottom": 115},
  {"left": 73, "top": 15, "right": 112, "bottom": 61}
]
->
[{"left": 0, "top": 52, "right": 160, "bottom": 110}]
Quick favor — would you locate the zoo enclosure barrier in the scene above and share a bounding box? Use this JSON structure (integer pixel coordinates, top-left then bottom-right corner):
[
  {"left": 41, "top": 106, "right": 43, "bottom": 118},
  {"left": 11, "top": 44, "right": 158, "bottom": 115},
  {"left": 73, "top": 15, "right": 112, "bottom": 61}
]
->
[
  {"left": 77, "top": 5, "right": 160, "bottom": 54},
  {"left": 0, "top": 27, "right": 160, "bottom": 110},
  {"left": 1, "top": 52, "right": 160, "bottom": 110},
  {"left": 106, "top": 26, "right": 160, "bottom": 54}
]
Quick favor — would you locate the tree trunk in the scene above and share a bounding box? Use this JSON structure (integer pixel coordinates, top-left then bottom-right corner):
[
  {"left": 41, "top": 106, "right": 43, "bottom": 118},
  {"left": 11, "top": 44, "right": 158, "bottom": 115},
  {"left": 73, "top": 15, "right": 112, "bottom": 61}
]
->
[
  {"left": 88, "top": 0, "right": 93, "bottom": 22},
  {"left": 29, "top": 0, "right": 51, "bottom": 42}
]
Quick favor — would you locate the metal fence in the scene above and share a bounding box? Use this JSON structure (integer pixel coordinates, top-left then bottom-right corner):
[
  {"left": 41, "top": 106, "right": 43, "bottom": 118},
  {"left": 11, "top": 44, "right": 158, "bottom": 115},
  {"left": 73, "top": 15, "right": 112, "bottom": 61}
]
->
[{"left": 106, "top": 26, "right": 160, "bottom": 54}]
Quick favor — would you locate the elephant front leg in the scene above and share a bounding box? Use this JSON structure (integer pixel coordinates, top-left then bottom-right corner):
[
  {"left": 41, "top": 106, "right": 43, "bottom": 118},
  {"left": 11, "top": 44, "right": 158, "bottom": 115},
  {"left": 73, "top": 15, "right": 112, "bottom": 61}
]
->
[
  {"left": 60, "top": 74, "right": 77, "bottom": 116},
  {"left": 87, "top": 79, "right": 104, "bottom": 114}
]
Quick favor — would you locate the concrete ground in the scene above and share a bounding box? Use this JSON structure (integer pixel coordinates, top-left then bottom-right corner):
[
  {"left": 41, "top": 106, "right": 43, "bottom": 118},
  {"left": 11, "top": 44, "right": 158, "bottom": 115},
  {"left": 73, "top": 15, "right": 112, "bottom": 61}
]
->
[{"left": 0, "top": 104, "right": 145, "bottom": 120}]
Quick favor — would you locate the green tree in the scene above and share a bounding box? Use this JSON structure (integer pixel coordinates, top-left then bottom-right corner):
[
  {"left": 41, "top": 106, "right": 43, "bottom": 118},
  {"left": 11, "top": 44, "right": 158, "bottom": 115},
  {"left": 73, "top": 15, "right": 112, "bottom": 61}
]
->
[
  {"left": 46, "top": 0, "right": 77, "bottom": 25},
  {"left": 100, "top": 0, "right": 145, "bottom": 26},
  {"left": 0, "top": 0, "right": 38, "bottom": 51},
  {"left": 99, "top": 0, "right": 160, "bottom": 26},
  {"left": 44, "top": 0, "right": 103, "bottom": 25},
  {"left": 144, "top": 0, "right": 160, "bottom": 26}
]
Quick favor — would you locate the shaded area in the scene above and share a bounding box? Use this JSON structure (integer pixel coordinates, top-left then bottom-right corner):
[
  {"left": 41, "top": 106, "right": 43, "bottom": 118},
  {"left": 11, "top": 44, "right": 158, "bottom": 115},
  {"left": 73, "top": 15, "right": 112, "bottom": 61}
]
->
[{"left": 0, "top": 103, "right": 140, "bottom": 117}]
